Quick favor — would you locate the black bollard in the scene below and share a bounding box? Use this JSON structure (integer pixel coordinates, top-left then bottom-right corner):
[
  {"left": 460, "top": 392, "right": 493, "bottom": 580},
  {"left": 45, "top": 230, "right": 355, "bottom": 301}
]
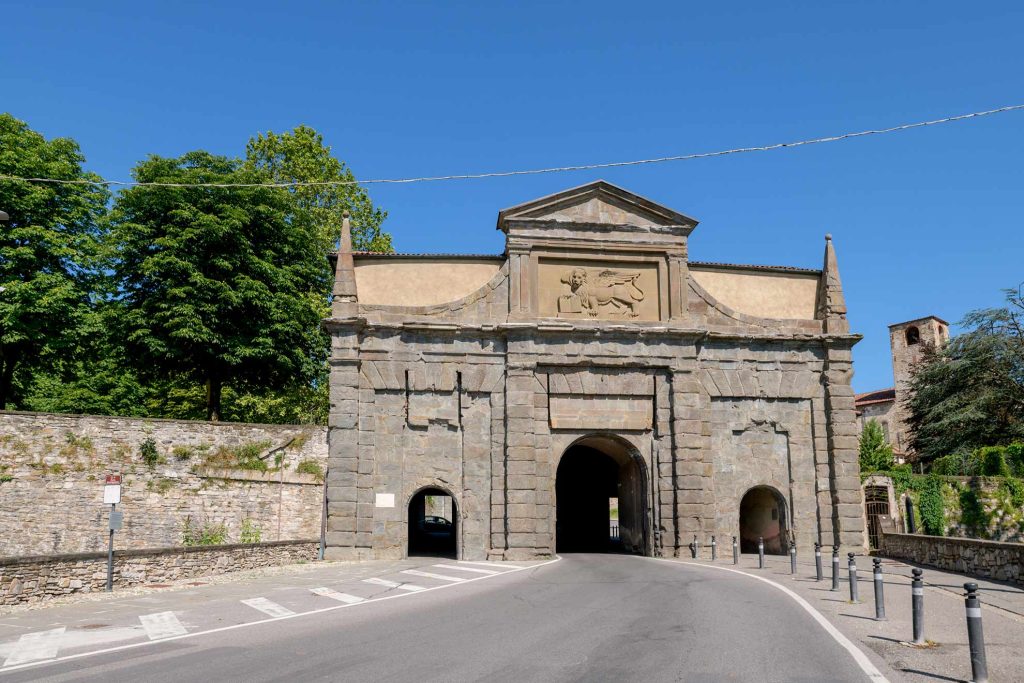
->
[
  {"left": 814, "top": 543, "right": 823, "bottom": 581},
  {"left": 732, "top": 535, "right": 738, "bottom": 565},
  {"left": 711, "top": 535, "right": 717, "bottom": 561},
  {"left": 758, "top": 536, "right": 765, "bottom": 569},
  {"left": 911, "top": 568, "right": 925, "bottom": 645},
  {"left": 964, "top": 583, "right": 988, "bottom": 683},
  {"left": 848, "top": 553, "right": 859, "bottom": 603},
  {"left": 789, "top": 540, "right": 797, "bottom": 574},
  {"left": 872, "top": 558, "right": 886, "bottom": 621},
  {"left": 831, "top": 545, "right": 840, "bottom": 591},
  {"left": 693, "top": 535, "right": 700, "bottom": 559}
]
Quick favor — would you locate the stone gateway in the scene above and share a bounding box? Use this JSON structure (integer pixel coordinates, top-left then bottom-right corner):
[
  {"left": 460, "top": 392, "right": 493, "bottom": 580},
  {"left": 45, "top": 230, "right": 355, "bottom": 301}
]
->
[{"left": 323, "top": 181, "right": 865, "bottom": 561}]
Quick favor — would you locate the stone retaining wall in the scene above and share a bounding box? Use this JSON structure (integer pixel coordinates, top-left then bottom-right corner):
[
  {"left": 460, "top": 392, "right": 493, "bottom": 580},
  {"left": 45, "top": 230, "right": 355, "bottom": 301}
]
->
[
  {"left": 0, "top": 540, "right": 319, "bottom": 606},
  {"left": 0, "top": 411, "right": 327, "bottom": 557},
  {"left": 880, "top": 531, "right": 1024, "bottom": 586}
]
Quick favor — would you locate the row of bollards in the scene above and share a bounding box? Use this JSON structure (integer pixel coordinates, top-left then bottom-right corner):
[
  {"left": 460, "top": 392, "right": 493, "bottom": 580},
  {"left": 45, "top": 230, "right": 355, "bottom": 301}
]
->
[{"left": 686, "top": 536, "right": 990, "bottom": 682}]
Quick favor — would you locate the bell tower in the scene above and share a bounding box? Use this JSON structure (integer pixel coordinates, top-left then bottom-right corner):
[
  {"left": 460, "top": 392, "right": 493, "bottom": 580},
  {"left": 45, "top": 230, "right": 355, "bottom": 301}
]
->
[{"left": 888, "top": 316, "right": 949, "bottom": 453}]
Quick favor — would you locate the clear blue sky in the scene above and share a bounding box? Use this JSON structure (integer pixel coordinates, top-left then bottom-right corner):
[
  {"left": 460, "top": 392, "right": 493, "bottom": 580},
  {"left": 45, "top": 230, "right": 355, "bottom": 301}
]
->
[{"left": 3, "top": 1, "right": 1022, "bottom": 393}]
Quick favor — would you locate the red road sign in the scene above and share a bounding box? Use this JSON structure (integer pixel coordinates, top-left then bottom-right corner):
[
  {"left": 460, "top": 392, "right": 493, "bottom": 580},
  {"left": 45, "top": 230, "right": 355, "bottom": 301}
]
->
[{"left": 105, "top": 474, "right": 122, "bottom": 485}]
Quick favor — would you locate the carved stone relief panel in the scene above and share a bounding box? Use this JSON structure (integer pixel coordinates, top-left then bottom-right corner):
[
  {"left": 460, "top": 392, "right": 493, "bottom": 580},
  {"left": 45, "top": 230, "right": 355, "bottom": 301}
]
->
[{"left": 537, "top": 258, "right": 661, "bottom": 321}]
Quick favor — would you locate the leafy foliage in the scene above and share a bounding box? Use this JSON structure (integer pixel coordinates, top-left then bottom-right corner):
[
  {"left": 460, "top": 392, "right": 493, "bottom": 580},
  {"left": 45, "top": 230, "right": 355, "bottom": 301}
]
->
[
  {"left": 0, "top": 114, "right": 109, "bottom": 409},
  {"left": 139, "top": 437, "right": 160, "bottom": 467},
  {"left": 239, "top": 518, "right": 262, "bottom": 544},
  {"left": 244, "top": 125, "right": 391, "bottom": 253},
  {"left": 295, "top": 459, "right": 324, "bottom": 482},
  {"left": 859, "top": 419, "right": 895, "bottom": 472},
  {"left": 907, "top": 286, "right": 1024, "bottom": 462},
  {"left": 107, "top": 151, "right": 329, "bottom": 421},
  {"left": 917, "top": 474, "right": 946, "bottom": 536},
  {"left": 181, "top": 517, "right": 229, "bottom": 546}
]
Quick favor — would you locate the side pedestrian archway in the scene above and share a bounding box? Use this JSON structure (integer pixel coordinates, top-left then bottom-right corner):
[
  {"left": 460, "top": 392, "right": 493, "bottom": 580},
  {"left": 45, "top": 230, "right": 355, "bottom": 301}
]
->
[
  {"left": 408, "top": 487, "right": 458, "bottom": 558},
  {"left": 738, "top": 486, "right": 788, "bottom": 554}
]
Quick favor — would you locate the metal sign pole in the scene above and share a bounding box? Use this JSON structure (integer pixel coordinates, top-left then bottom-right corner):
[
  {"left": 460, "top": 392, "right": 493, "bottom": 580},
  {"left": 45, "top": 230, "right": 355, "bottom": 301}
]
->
[{"left": 106, "top": 502, "right": 115, "bottom": 592}]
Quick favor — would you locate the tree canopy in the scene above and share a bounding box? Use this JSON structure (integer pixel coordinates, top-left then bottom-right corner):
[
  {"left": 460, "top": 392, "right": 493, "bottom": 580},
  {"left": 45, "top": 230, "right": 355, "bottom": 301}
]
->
[
  {"left": 907, "top": 286, "right": 1024, "bottom": 462},
  {"left": 106, "top": 151, "right": 330, "bottom": 420},
  {"left": 0, "top": 114, "right": 109, "bottom": 409},
  {"left": 859, "top": 419, "right": 895, "bottom": 471},
  {"left": 245, "top": 125, "right": 392, "bottom": 253}
]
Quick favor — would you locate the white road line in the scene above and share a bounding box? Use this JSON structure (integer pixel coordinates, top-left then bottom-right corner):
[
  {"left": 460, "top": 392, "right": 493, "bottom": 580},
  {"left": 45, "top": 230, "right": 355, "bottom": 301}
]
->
[
  {"left": 0, "top": 558, "right": 560, "bottom": 676},
  {"left": 457, "top": 560, "right": 514, "bottom": 569},
  {"left": 649, "top": 558, "right": 890, "bottom": 683},
  {"left": 434, "top": 564, "right": 500, "bottom": 575},
  {"left": 3, "top": 627, "right": 65, "bottom": 667},
  {"left": 400, "top": 569, "right": 466, "bottom": 582},
  {"left": 240, "top": 597, "right": 296, "bottom": 619},
  {"left": 362, "top": 578, "right": 426, "bottom": 592},
  {"left": 310, "top": 588, "right": 365, "bottom": 604},
  {"left": 139, "top": 612, "right": 187, "bottom": 640}
]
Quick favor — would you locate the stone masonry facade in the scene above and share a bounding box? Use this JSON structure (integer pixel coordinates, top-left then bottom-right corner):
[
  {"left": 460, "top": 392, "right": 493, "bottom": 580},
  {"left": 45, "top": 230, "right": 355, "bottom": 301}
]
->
[
  {"left": 0, "top": 411, "right": 326, "bottom": 557},
  {"left": 323, "top": 181, "right": 867, "bottom": 561},
  {"left": 0, "top": 540, "right": 318, "bottom": 606}
]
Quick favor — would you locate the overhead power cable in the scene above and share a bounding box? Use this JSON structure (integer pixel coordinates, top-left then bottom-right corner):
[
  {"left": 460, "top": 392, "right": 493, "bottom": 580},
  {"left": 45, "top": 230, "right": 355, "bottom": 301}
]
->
[{"left": 1, "top": 103, "right": 1021, "bottom": 189}]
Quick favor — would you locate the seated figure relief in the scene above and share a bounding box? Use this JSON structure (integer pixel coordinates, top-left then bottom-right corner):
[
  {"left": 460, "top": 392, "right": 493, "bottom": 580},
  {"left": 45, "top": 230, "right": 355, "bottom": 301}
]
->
[{"left": 558, "top": 267, "right": 645, "bottom": 318}]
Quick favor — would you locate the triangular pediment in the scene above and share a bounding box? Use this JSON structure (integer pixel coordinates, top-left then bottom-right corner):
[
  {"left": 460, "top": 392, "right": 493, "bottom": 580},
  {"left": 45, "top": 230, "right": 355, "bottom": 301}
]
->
[{"left": 496, "top": 180, "right": 698, "bottom": 232}]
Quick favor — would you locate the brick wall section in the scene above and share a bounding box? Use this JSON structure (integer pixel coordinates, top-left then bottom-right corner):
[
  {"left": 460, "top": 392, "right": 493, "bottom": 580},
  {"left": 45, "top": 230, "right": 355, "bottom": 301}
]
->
[
  {"left": 0, "top": 540, "right": 318, "bottom": 606},
  {"left": 880, "top": 532, "right": 1024, "bottom": 586},
  {"left": 0, "top": 411, "right": 326, "bottom": 557}
]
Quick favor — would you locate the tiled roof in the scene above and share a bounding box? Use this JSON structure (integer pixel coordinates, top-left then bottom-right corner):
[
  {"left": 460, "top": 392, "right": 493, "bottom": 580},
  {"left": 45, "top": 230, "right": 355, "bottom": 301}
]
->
[
  {"left": 855, "top": 388, "right": 896, "bottom": 407},
  {"left": 690, "top": 261, "right": 821, "bottom": 274}
]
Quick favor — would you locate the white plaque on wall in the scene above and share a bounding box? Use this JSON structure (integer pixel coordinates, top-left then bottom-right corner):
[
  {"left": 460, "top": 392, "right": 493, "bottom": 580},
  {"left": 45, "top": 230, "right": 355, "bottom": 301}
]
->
[{"left": 375, "top": 493, "right": 395, "bottom": 508}]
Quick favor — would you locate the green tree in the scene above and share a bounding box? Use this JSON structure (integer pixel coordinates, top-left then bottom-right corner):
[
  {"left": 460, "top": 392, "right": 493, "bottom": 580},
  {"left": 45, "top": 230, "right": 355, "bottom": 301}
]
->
[
  {"left": 244, "top": 125, "right": 392, "bottom": 253},
  {"left": 859, "top": 419, "right": 895, "bottom": 472},
  {"left": 907, "top": 286, "right": 1024, "bottom": 462},
  {"left": 0, "top": 114, "right": 109, "bottom": 409},
  {"left": 107, "top": 151, "right": 328, "bottom": 421}
]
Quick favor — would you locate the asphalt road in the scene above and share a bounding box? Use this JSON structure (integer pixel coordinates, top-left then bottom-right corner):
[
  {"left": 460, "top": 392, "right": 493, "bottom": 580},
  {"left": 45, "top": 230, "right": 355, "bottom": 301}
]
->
[{"left": 4, "top": 554, "right": 878, "bottom": 683}]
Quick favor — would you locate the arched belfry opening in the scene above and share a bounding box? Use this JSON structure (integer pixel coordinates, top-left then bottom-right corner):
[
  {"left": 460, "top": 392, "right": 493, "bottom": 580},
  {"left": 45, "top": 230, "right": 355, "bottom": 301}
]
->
[
  {"left": 738, "top": 486, "right": 789, "bottom": 555},
  {"left": 408, "top": 488, "right": 457, "bottom": 558},
  {"left": 555, "top": 435, "right": 648, "bottom": 555}
]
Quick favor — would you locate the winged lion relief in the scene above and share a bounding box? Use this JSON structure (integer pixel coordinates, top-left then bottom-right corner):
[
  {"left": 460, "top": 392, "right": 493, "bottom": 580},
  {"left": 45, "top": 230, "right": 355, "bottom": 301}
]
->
[{"left": 557, "top": 267, "right": 646, "bottom": 318}]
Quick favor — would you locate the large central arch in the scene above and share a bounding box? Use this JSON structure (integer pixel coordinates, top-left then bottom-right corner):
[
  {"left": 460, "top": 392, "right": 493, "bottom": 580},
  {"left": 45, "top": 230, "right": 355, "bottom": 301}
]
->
[{"left": 554, "top": 434, "right": 649, "bottom": 555}]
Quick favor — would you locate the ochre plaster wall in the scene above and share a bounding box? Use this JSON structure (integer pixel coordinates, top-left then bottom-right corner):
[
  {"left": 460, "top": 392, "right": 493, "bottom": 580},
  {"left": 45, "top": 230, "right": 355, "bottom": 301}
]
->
[
  {"left": 354, "top": 258, "right": 501, "bottom": 307},
  {"left": 691, "top": 267, "right": 819, "bottom": 319}
]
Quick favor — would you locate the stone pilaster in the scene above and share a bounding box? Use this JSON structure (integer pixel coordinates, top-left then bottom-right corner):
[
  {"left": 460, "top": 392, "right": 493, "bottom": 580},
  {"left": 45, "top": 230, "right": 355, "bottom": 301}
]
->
[
  {"left": 503, "top": 366, "right": 540, "bottom": 559},
  {"left": 670, "top": 366, "right": 713, "bottom": 556},
  {"left": 823, "top": 343, "right": 866, "bottom": 550}
]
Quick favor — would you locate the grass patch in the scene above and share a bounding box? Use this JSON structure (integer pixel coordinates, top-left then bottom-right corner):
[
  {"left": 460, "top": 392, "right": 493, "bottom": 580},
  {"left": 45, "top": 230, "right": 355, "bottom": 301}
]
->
[{"left": 295, "top": 459, "right": 324, "bottom": 482}]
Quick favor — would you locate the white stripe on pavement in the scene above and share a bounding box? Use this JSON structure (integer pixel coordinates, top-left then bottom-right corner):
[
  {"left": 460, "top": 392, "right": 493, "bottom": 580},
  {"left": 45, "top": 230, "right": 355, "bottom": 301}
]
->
[
  {"left": 363, "top": 577, "right": 426, "bottom": 592},
  {"left": 457, "top": 560, "right": 514, "bottom": 569},
  {"left": 3, "top": 627, "right": 65, "bottom": 667},
  {"left": 0, "top": 557, "right": 561, "bottom": 676},
  {"left": 401, "top": 569, "right": 466, "bottom": 582},
  {"left": 310, "top": 588, "right": 365, "bottom": 604},
  {"left": 240, "top": 597, "right": 296, "bottom": 618},
  {"left": 139, "top": 612, "right": 187, "bottom": 640},
  {"left": 434, "top": 564, "right": 500, "bottom": 575},
  {"left": 650, "top": 558, "right": 890, "bottom": 683}
]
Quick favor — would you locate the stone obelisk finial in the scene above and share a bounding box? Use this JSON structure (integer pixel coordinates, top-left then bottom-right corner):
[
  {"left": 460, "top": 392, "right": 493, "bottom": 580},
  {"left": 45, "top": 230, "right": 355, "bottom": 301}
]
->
[
  {"left": 817, "top": 233, "right": 848, "bottom": 334},
  {"left": 331, "top": 211, "right": 358, "bottom": 317}
]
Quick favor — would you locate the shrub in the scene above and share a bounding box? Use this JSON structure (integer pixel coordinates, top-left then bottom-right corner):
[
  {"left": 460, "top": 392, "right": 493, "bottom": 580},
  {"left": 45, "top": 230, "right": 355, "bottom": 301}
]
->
[
  {"left": 980, "top": 446, "right": 1012, "bottom": 477},
  {"left": 859, "top": 420, "right": 895, "bottom": 472},
  {"left": 918, "top": 474, "right": 946, "bottom": 536},
  {"left": 171, "top": 445, "right": 194, "bottom": 461},
  {"left": 139, "top": 437, "right": 160, "bottom": 467},
  {"left": 240, "top": 518, "right": 262, "bottom": 544},
  {"left": 181, "top": 516, "right": 229, "bottom": 546}
]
